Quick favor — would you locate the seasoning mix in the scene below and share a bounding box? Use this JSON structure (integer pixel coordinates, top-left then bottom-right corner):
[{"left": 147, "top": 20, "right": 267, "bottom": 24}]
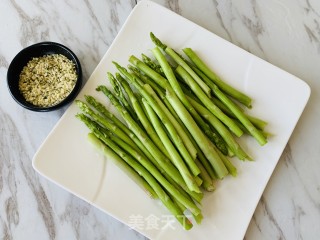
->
[{"left": 19, "top": 54, "right": 77, "bottom": 107}]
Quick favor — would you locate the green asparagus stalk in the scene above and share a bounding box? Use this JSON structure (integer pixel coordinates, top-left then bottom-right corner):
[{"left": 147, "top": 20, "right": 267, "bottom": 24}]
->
[
  {"left": 195, "top": 159, "right": 215, "bottom": 192},
  {"left": 233, "top": 118, "right": 270, "bottom": 139},
  {"left": 114, "top": 73, "right": 169, "bottom": 157},
  {"left": 87, "top": 132, "right": 193, "bottom": 229},
  {"left": 84, "top": 96, "right": 203, "bottom": 202},
  {"left": 217, "top": 150, "right": 237, "bottom": 177},
  {"left": 97, "top": 85, "right": 201, "bottom": 193},
  {"left": 151, "top": 47, "right": 228, "bottom": 155},
  {"left": 127, "top": 60, "right": 198, "bottom": 160},
  {"left": 175, "top": 65, "right": 244, "bottom": 137},
  {"left": 186, "top": 64, "right": 268, "bottom": 145},
  {"left": 141, "top": 97, "right": 201, "bottom": 184},
  {"left": 187, "top": 96, "right": 250, "bottom": 160},
  {"left": 114, "top": 65, "right": 202, "bottom": 176},
  {"left": 76, "top": 100, "right": 143, "bottom": 153},
  {"left": 150, "top": 32, "right": 211, "bottom": 97},
  {"left": 126, "top": 58, "right": 229, "bottom": 179},
  {"left": 87, "top": 132, "right": 157, "bottom": 199},
  {"left": 183, "top": 47, "right": 252, "bottom": 108},
  {"left": 211, "top": 96, "right": 266, "bottom": 130},
  {"left": 107, "top": 72, "right": 138, "bottom": 121},
  {"left": 84, "top": 95, "right": 155, "bottom": 163},
  {"left": 141, "top": 53, "right": 165, "bottom": 77},
  {"left": 79, "top": 114, "right": 201, "bottom": 215},
  {"left": 131, "top": 65, "right": 217, "bottom": 180}
]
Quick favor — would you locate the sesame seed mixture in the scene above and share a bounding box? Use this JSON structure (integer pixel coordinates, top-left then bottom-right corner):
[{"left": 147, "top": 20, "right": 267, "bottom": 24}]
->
[{"left": 19, "top": 54, "right": 77, "bottom": 107}]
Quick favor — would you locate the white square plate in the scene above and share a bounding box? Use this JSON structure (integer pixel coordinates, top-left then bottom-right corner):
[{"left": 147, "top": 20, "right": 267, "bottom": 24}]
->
[{"left": 32, "top": 1, "right": 310, "bottom": 239}]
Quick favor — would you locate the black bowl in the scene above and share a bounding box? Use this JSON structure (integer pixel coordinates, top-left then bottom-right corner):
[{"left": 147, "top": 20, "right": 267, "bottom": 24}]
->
[{"left": 7, "top": 42, "right": 82, "bottom": 112}]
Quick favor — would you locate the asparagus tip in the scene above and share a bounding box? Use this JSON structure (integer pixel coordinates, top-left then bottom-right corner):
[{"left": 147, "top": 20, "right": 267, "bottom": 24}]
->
[
  {"left": 96, "top": 86, "right": 102, "bottom": 92},
  {"left": 150, "top": 32, "right": 167, "bottom": 51},
  {"left": 112, "top": 61, "right": 121, "bottom": 69}
]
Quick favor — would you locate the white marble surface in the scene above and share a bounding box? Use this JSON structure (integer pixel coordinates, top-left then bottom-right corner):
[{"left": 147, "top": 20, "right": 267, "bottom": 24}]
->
[{"left": 0, "top": 0, "right": 319, "bottom": 239}]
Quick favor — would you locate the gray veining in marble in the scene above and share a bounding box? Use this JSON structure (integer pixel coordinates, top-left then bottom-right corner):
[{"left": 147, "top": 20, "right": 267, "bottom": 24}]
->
[{"left": 1, "top": 0, "right": 320, "bottom": 239}]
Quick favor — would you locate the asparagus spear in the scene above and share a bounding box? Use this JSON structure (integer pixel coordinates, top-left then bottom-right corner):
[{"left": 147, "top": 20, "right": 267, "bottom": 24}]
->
[
  {"left": 115, "top": 66, "right": 202, "bottom": 176},
  {"left": 84, "top": 95, "right": 156, "bottom": 163},
  {"left": 175, "top": 65, "right": 244, "bottom": 137},
  {"left": 217, "top": 150, "right": 237, "bottom": 177},
  {"left": 141, "top": 96, "right": 201, "bottom": 184},
  {"left": 150, "top": 32, "right": 211, "bottom": 97},
  {"left": 210, "top": 96, "right": 267, "bottom": 131},
  {"left": 194, "top": 159, "right": 215, "bottom": 192},
  {"left": 131, "top": 64, "right": 218, "bottom": 180},
  {"left": 114, "top": 73, "right": 169, "bottom": 157},
  {"left": 183, "top": 47, "right": 252, "bottom": 108},
  {"left": 85, "top": 95, "right": 203, "bottom": 202},
  {"left": 87, "top": 131, "right": 193, "bottom": 229},
  {"left": 76, "top": 100, "right": 143, "bottom": 153},
  {"left": 187, "top": 96, "right": 250, "bottom": 160},
  {"left": 118, "top": 62, "right": 228, "bottom": 179},
  {"left": 86, "top": 132, "right": 157, "bottom": 199},
  {"left": 97, "top": 85, "right": 201, "bottom": 193},
  {"left": 141, "top": 53, "right": 165, "bottom": 77},
  {"left": 127, "top": 61, "right": 198, "bottom": 161},
  {"left": 107, "top": 72, "right": 138, "bottom": 121},
  {"left": 129, "top": 56, "right": 228, "bottom": 178},
  {"left": 151, "top": 47, "right": 228, "bottom": 155},
  {"left": 187, "top": 63, "right": 268, "bottom": 146},
  {"left": 79, "top": 114, "right": 201, "bottom": 215}
]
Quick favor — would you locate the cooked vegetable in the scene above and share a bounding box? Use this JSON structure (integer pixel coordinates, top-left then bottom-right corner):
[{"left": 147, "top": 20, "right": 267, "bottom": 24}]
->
[
  {"left": 183, "top": 47, "right": 252, "bottom": 108},
  {"left": 75, "top": 32, "right": 269, "bottom": 230}
]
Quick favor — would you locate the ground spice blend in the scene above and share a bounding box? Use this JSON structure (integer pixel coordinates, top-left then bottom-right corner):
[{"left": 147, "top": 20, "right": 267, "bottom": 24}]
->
[{"left": 19, "top": 54, "right": 77, "bottom": 107}]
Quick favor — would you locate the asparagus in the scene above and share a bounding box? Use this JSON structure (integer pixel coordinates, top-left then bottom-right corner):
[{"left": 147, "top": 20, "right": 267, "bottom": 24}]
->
[
  {"left": 84, "top": 95, "right": 156, "bottom": 162},
  {"left": 73, "top": 32, "right": 273, "bottom": 230},
  {"left": 187, "top": 64, "right": 268, "bottom": 146},
  {"left": 113, "top": 73, "right": 169, "bottom": 157},
  {"left": 127, "top": 58, "right": 229, "bottom": 179},
  {"left": 150, "top": 48, "right": 228, "bottom": 155},
  {"left": 183, "top": 47, "right": 252, "bottom": 108},
  {"left": 141, "top": 97, "right": 201, "bottom": 183},
  {"left": 187, "top": 96, "right": 250, "bottom": 160},
  {"left": 141, "top": 53, "right": 165, "bottom": 77},
  {"left": 88, "top": 131, "right": 193, "bottom": 229},
  {"left": 115, "top": 65, "right": 202, "bottom": 174},
  {"left": 79, "top": 114, "right": 201, "bottom": 216},
  {"left": 128, "top": 60, "right": 198, "bottom": 160},
  {"left": 195, "top": 159, "right": 215, "bottom": 192},
  {"left": 141, "top": 51, "right": 228, "bottom": 155},
  {"left": 210, "top": 96, "right": 267, "bottom": 130},
  {"left": 150, "top": 32, "right": 211, "bottom": 97},
  {"left": 107, "top": 72, "right": 138, "bottom": 121},
  {"left": 76, "top": 100, "right": 142, "bottom": 152},
  {"left": 97, "top": 85, "right": 201, "bottom": 193},
  {"left": 186, "top": 77, "right": 267, "bottom": 131},
  {"left": 130, "top": 65, "right": 218, "bottom": 179},
  {"left": 86, "top": 132, "right": 157, "bottom": 199},
  {"left": 175, "top": 65, "right": 244, "bottom": 137},
  {"left": 217, "top": 150, "right": 237, "bottom": 177},
  {"left": 88, "top": 94, "right": 203, "bottom": 202}
]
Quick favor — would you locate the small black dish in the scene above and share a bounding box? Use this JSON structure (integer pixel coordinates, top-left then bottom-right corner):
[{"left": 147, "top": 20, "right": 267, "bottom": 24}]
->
[{"left": 7, "top": 42, "right": 82, "bottom": 112}]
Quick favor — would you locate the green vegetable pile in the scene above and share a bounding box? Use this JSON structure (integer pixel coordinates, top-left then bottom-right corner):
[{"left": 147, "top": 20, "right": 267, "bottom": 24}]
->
[{"left": 75, "top": 33, "right": 269, "bottom": 230}]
